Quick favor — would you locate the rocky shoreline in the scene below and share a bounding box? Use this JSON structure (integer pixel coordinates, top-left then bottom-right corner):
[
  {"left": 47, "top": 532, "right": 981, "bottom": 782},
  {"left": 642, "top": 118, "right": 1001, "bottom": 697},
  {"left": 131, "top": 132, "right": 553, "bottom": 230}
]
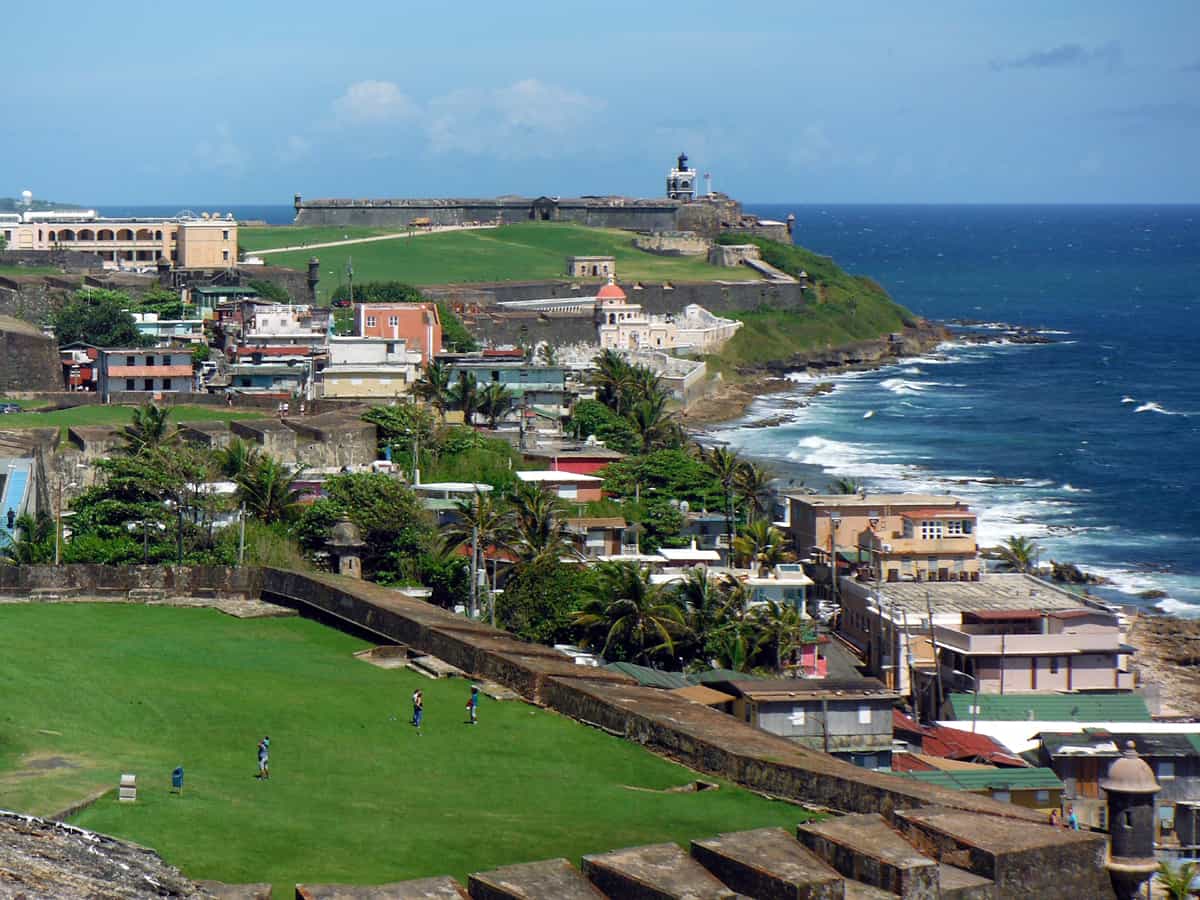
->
[{"left": 1127, "top": 612, "right": 1200, "bottom": 715}]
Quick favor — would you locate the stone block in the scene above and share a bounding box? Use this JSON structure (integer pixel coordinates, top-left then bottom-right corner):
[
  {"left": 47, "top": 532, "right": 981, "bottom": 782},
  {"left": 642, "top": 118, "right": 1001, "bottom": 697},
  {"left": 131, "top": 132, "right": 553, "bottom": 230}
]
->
[
  {"left": 197, "top": 882, "right": 273, "bottom": 899},
  {"left": 119, "top": 773, "right": 136, "bottom": 802},
  {"left": 842, "top": 882, "right": 898, "bottom": 899},
  {"left": 467, "top": 858, "right": 604, "bottom": 899},
  {"left": 935, "top": 864, "right": 995, "bottom": 900},
  {"left": 892, "top": 808, "right": 1114, "bottom": 900},
  {"left": 296, "top": 877, "right": 468, "bottom": 899},
  {"left": 582, "top": 842, "right": 740, "bottom": 899},
  {"left": 690, "top": 827, "right": 845, "bottom": 899},
  {"left": 797, "top": 814, "right": 937, "bottom": 899}
]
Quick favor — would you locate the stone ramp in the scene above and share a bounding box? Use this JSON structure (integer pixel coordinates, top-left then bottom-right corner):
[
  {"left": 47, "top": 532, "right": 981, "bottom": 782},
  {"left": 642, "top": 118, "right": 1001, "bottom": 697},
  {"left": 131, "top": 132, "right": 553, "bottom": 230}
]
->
[
  {"left": 797, "top": 814, "right": 938, "bottom": 899},
  {"left": 690, "top": 827, "right": 843, "bottom": 899},
  {"left": 468, "top": 858, "right": 605, "bottom": 898},
  {"left": 741, "top": 257, "right": 798, "bottom": 283},
  {"left": 936, "top": 864, "right": 995, "bottom": 900},
  {"left": 582, "top": 842, "right": 742, "bottom": 899},
  {"left": 198, "top": 882, "right": 272, "bottom": 899},
  {"left": 295, "top": 878, "right": 467, "bottom": 898},
  {"left": 892, "top": 807, "right": 1110, "bottom": 900}
]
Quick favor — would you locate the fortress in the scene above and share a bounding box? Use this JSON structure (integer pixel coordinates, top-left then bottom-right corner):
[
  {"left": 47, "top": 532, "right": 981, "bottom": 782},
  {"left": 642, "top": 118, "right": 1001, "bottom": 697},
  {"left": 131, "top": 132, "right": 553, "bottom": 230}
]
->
[{"left": 293, "top": 153, "right": 793, "bottom": 242}]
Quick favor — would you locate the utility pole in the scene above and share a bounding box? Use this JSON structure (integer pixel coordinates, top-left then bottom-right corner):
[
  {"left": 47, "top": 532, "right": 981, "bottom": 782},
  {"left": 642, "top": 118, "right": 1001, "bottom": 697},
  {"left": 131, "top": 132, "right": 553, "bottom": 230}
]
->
[
  {"left": 927, "top": 589, "right": 944, "bottom": 722},
  {"left": 238, "top": 503, "right": 246, "bottom": 566},
  {"left": 469, "top": 524, "right": 479, "bottom": 619}
]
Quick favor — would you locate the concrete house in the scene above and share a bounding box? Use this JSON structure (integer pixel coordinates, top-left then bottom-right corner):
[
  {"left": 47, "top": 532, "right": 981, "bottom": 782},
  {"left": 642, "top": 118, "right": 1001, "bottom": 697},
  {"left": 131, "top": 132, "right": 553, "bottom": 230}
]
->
[
  {"left": 354, "top": 303, "right": 442, "bottom": 364},
  {"left": 565, "top": 517, "right": 636, "bottom": 559},
  {"left": 97, "top": 348, "right": 195, "bottom": 402},
  {"left": 319, "top": 336, "right": 423, "bottom": 400},
  {"left": 711, "top": 678, "right": 900, "bottom": 770},
  {"left": 515, "top": 470, "right": 604, "bottom": 503}
]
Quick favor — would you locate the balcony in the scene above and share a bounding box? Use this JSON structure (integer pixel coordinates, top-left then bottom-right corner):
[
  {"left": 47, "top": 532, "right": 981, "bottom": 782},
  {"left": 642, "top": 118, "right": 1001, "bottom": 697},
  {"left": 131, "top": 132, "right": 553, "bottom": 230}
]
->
[{"left": 933, "top": 625, "right": 1123, "bottom": 656}]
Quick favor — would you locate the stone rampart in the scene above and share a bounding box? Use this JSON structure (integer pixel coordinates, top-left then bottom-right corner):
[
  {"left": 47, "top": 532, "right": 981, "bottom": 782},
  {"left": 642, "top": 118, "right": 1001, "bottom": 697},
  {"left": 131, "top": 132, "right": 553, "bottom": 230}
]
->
[
  {"left": 0, "top": 249, "right": 105, "bottom": 270},
  {"left": 255, "top": 568, "right": 1114, "bottom": 900},
  {"left": 632, "top": 232, "right": 711, "bottom": 257},
  {"left": 0, "top": 564, "right": 262, "bottom": 599},
  {"left": 0, "top": 319, "right": 60, "bottom": 392}
]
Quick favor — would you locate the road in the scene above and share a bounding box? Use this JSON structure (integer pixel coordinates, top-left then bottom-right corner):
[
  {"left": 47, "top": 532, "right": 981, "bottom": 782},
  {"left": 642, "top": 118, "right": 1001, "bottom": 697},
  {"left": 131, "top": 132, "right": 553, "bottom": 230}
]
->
[{"left": 252, "top": 223, "right": 496, "bottom": 256}]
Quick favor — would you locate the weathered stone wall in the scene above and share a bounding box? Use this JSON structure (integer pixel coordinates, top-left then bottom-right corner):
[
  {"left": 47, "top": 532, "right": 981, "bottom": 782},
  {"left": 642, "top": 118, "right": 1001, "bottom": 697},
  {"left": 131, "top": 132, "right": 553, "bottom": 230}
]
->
[
  {"left": 708, "top": 244, "right": 762, "bottom": 268},
  {"left": 0, "top": 321, "right": 61, "bottom": 392},
  {"left": 0, "top": 249, "right": 104, "bottom": 270},
  {"left": 0, "top": 564, "right": 262, "bottom": 598},
  {"left": 632, "top": 232, "right": 711, "bottom": 257}
]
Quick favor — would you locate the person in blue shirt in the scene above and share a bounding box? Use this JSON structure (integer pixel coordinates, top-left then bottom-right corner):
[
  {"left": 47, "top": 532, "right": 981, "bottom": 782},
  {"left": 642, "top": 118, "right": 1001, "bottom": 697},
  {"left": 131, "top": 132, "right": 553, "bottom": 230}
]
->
[
  {"left": 1067, "top": 805, "right": 1079, "bottom": 830},
  {"left": 466, "top": 686, "right": 479, "bottom": 725}
]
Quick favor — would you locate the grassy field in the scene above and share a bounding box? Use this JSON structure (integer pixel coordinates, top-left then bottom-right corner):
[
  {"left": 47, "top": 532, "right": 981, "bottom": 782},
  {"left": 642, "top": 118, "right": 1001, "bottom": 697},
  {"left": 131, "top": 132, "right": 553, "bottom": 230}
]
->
[
  {"left": 0, "top": 605, "right": 812, "bottom": 894},
  {"left": 0, "top": 404, "right": 264, "bottom": 432},
  {"left": 239, "top": 225, "right": 396, "bottom": 253},
  {"left": 251, "top": 223, "right": 750, "bottom": 298},
  {"left": 0, "top": 264, "right": 62, "bottom": 276}
]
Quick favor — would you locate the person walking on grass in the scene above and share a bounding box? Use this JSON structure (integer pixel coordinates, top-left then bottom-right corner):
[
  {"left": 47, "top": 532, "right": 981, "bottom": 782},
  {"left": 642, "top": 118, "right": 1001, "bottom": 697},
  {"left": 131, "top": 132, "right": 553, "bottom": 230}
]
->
[
  {"left": 412, "top": 690, "right": 424, "bottom": 732},
  {"left": 256, "top": 735, "right": 270, "bottom": 779},
  {"left": 466, "top": 685, "right": 479, "bottom": 725}
]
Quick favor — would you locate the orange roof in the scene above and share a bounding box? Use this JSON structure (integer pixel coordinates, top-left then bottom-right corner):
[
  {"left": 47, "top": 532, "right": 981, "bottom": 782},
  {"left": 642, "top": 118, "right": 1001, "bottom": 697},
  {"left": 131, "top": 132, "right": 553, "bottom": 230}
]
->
[{"left": 596, "top": 282, "right": 627, "bottom": 301}]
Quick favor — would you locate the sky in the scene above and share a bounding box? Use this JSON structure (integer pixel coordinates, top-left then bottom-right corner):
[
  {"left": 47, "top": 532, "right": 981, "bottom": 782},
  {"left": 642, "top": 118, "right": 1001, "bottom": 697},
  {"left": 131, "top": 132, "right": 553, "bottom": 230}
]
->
[{"left": 3, "top": 1, "right": 1199, "bottom": 205}]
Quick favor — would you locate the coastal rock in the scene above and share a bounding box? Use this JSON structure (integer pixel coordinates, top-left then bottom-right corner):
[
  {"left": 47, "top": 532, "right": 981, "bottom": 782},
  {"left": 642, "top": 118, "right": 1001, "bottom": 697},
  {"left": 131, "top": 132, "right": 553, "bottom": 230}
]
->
[
  {"left": 1049, "top": 561, "right": 1111, "bottom": 586},
  {"left": 1138, "top": 589, "right": 1169, "bottom": 600}
]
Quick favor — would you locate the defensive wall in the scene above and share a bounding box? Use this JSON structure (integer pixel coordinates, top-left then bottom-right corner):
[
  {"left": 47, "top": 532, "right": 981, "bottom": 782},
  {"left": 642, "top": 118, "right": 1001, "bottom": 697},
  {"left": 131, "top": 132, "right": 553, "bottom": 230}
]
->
[
  {"left": 0, "top": 564, "right": 262, "bottom": 600},
  {"left": 257, "top": 567, "right": 1116, "bottom": 899},
  {"left": 0, "top": 249, "right": 106, "bottom": 270},
  {"left": 0, "top": 314, "right": 60, "bottom": 392}
]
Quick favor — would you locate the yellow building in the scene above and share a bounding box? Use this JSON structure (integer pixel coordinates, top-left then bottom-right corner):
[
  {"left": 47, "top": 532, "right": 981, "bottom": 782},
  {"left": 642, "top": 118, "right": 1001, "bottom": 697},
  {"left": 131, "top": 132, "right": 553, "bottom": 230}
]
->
[{"left": 0, "top": 211, "right": 237, "bottom": 269}]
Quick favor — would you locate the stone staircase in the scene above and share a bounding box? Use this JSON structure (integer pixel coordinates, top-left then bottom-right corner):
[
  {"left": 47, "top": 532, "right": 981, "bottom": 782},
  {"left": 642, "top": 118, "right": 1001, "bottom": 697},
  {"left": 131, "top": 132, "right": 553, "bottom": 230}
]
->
[{"left": 290, "top": 806, "right": 1092, "bottom": 899}]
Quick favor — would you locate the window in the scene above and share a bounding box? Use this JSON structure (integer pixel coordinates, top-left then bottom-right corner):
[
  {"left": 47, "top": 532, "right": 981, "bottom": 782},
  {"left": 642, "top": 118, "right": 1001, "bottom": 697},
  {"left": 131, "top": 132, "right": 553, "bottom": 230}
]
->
[
  {"left": 857, "top": 705, "right": 872, "bottom": 725},
  {"left": 143, "top": 379, "right": 154, "bottom": 391},
  {"left": 1157, "top": 761, "right": 1175, "bottom": 780},
  {"left": 222, "top": 250, "right": 230, "bottom": 261},
  {"left": 1036, "top": 790, "right": 1050, "bottom": 803},
  {"left": 559, "top": 484, "right": 578, "bottom": 500},
  {"left": 241, "top": 378, "right": 252, "bottom": 387},
  {"left": 992, "top": 790, "right": 1011, "bottom": 803},
  {"left": 388, "top": 315, "right": 399, "bottom": 327},
  {"left": 125, "top": 379, "right": 135, "bottom": 390},
  {"left": 161, "top": 379, "right": 172, "bottom": 390},
  {"left": 789, "top": 707, "right": 806, "bottom": 726},
  {"left": 1050, "top": 657, "right": 1060, "bottom": 674},
  {"left": 126, "top": 355, "right": 135, "bottom": 366},
  {"left": 222, "top": 229, "right": 230, "bottom": 240},
  {"left": 921, "top": 520, "right": 944, "bottom": 540},
  {"left": 366, "top": 316, "right": 377, "bottom": 328},
  {"left": 946, "top": 519, "right": 964, "bottom": 536},
  {"left": 146, "top": 356, "right": 155, "bottom": 366}
]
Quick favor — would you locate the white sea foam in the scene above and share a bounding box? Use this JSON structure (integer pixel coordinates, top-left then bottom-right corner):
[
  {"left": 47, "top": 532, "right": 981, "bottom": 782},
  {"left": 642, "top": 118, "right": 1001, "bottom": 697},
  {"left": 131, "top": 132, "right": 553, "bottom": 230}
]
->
[
  {"left": 1120, "top": 396, "right": 1136, "bottom": 404},
  {"left": 1061, "top": 483, "right": 1089, "bottom": 493},
  {"left": 1135, "top": 402, "right": 1174, "bottom": 415},
  {"left": 1156, "top": 598, "right": 1200, "bottom": 618},
  {"left": 1037, "top": 329, "right": 1071, "bottom": 336},
  {"left": 880, "top": 378, "right": 943, "bottom": 396}
]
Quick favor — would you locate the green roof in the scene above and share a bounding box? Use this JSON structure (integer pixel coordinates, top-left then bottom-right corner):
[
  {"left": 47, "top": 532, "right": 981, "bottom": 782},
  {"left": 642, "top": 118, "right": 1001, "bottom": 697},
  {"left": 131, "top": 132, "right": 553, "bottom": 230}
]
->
[
  {"left": 899, "top": 767, "right": 1064, "bottom": 793},
  {"left": 946, "top": 693, "right": 1152, "bottom": 723},
  {"left": 193, "top": 285, "right": 260, "bottom": 296},
  {"left": 603, "top": 663, "right": 766, "bottom": 690},
  {"left": 688, "top": 668, "right": 767, "bottom": 685}
]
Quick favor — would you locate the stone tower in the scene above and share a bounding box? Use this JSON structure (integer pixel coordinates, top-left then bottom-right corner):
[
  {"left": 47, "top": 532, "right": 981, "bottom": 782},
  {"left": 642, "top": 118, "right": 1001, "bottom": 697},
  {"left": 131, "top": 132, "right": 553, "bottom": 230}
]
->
[
  {"left": 666, "top": 152, "right": 697, "bottom": 201},
  {"left": 1102, "top": 740, "right": 1160, "bottom": 900},
  {"left": 326, "top": 517, "right": 366, "bottom": 579}
]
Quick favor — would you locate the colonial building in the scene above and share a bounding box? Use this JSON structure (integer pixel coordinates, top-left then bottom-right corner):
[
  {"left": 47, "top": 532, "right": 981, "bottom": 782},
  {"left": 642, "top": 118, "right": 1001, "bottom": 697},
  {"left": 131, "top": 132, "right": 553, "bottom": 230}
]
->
[
  {"left": 567, "top": 255, "right": 615, "bottom": 278},
  {"left": 593, "top": 281, "right": 741, "bottom": 353},
  {"left": 2, "top": 211, "right": 237, "bottom": 269}
]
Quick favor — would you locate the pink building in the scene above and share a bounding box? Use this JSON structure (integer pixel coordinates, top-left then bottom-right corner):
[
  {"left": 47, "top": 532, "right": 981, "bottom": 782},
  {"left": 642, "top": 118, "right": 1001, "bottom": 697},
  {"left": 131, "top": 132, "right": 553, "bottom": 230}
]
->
[{"left": 354, "top": 304, "right": 441, "bottom": 365}]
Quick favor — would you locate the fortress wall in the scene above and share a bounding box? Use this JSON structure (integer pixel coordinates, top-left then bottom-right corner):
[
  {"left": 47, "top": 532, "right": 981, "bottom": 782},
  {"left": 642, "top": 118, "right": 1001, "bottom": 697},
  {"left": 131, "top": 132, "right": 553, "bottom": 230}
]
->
[
  {"left": 0, "top": 564, "right": 263, "bottom": 598},
  {"left": 0, "top": 326, "right": 61, "bottom": 392}
]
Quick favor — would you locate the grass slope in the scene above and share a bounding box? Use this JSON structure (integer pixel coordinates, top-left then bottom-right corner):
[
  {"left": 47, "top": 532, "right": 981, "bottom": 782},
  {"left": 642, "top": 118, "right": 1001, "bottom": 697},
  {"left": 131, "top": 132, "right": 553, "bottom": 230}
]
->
[
  {"left": 0, "top": 405, "right": 263, "bottom": 433},
  {"left": 0, "top": 605, "right": 811, "bottom": 894},
  {"left": 239, "top": 226, "right": 396, "bottom": 253},
  {"left": 706, "top": 235, "right": 916, "bottom": 373},
  {"left": 255, "top": 223, "right": 747, "bottom": 298}
]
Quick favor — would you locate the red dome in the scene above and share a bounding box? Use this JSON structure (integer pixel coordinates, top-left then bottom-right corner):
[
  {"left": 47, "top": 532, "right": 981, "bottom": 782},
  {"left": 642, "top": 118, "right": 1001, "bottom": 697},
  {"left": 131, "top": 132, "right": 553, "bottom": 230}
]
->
[{"left": 596, "top": 282, "right": 626, "bottom": 301}]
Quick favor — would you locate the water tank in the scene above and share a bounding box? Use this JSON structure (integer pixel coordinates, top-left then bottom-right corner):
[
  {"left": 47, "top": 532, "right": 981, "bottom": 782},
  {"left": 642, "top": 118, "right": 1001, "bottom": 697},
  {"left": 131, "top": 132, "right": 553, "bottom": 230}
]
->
[{"left": 21, "top": 190, "right": 32, "bottom": 206}]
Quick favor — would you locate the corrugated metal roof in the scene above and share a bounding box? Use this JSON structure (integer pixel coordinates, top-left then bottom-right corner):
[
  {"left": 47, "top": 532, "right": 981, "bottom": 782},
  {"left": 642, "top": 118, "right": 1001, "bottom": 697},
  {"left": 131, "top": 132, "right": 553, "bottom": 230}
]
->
[
  {"left": 946, "top": 693, "right": 1152, "bottom": 723},
  {"left": 688, "top": 668, "right": 767, "bottom": 685},
  {"left": 899, "top": 767, "right": 1063, "bottom": 792},
  {"left": 602, "top": 662, "right": 689, "bottom": 690}
]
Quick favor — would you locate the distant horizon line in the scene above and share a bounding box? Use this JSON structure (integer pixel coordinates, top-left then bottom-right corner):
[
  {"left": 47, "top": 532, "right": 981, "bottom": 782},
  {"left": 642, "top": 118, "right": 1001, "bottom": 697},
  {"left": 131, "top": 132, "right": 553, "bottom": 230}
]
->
[{"left": 35, "top": 199, "right": 1200, "bottom": 209}]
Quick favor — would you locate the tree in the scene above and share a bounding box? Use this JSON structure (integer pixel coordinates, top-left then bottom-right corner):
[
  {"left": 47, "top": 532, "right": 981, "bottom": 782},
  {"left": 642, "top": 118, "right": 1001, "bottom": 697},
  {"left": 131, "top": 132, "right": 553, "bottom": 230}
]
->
[
  {"left": 236, "top": 457, "right": 304, "bottom": 525},
  {"left": 0, "top": 513, "right": 55, "bottom": 564},
  {"left": 701, "top": 445, "right": 743, "bottom": 553},
  {"left": 570, "top": 399, "right": 638, "bottom": 453},
  {"left": 497, "top": 556, "right": 593, "bottom": 645},
  {"left": 450, "top": 370, "right": 480, "bottom": 426},
  {"left": 592, "top": 349, "right": 635, "bottom": 415},
  {"left": 507, "top": 481, "right": 571, "bottom": 564},
  {"left": 52, "top": 290, "right": 145, "bottom": 347},
  {"left": 363, "top": 403, "right": 438, "bottom": 462},
  {"left": 330, "top": 280, "right": 423, "bottom": 305},
  {"left": 735, "top": 461, "right": 774, "bottom": 523},
  {"left": 478, "top": 382, "right": 513, "bottom": 429},
  {"left": 673, "top": 567, "right": 737, "bottom": 665},
  {"left": 627, "top": 395, "right": 683, "bottom": 453},
  {"left": 732, "top": 520, "right": 788, "bottom": 574},
  {"left": 830, "top": 477, "right": 863, "bottom": 495},
  {"left": 536, "top": 342, "right": 558, "bottom": 366},
  {"left": 247, "top": 279, "right": 291, "bottom": 303},
  {"left": 191, "top": 343, "right": 211, "bottom": 365},
  {"left": 447, "top": 490, "right": 510, "bottom": 617},
  {"left": 413, "top": 360, "right": 453, "bottom": 421},
  {"left": 999, "top": 535, "right": 1040, "bottom": 573},
  {"left": 749, "top": 600, "right": 814, "bottom": 672},
  {"left": 217, "top": 438, "right": 261, "bottom": 481},
  {"left": 389, "top": 532, "right": 469, "bottom": 609},
  {"left": 121, "top": 403, "right": 178, "bottom": 456},
  {"left": 133, "top": 285, "right": 187, "bottom": 319},
  {"left": 1156, "top": 860, "right": 1197, "bottom": 900},
  {"left": 573, "top": 562, "right": 687, "bottom": 666}
]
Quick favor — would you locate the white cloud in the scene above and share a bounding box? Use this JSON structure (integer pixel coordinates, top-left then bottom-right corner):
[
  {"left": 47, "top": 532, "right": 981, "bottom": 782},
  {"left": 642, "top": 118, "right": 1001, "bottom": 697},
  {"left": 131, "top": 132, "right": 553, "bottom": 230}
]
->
[
  {"left": 194, "top": 123, "right": 248, "bottom": 174},
  {"left": 425, "top": 78, "right": 605, "bottom": 158},
  {"left": 333, "top": 80, "right": 417, "bottom": 124}
]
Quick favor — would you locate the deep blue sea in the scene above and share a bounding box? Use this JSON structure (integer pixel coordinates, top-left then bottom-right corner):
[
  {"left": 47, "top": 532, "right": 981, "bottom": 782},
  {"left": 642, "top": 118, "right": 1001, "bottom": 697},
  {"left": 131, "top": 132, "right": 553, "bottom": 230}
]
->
[
  {"left": 102, "top": 202, "right": 1200, "bottom": 612},
  {"left": 728, "top": 204, "right": 1200, "bottom": 614}
]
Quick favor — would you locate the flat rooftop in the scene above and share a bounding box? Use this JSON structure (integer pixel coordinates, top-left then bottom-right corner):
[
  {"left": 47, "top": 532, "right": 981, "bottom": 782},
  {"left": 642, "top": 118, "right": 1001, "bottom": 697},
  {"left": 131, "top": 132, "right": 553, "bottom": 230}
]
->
[
  {"left": 782, "top": 493, "right": 968, "bottom": 508},
  {"left": 845, "top": 573, "right": 1091, "bottom": 617}
]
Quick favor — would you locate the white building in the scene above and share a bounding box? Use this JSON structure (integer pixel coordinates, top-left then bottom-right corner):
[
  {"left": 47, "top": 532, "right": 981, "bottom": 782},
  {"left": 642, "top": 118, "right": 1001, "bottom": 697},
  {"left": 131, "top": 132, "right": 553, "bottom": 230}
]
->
[
  {"left": 319, "top": 336, "right": 424, "bottom": 400},
  {"left": 243, "top": 304, "right": 328, "bottom": 348},
  {"left": 594, "top": 281, "right": 740, "bottom": 353}
]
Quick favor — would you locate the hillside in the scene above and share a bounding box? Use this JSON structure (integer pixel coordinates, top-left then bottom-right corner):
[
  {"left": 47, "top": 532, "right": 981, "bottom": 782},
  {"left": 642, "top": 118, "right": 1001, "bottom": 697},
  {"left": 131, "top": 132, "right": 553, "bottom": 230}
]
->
[
  {"left": 241, "top": 223, "right": 753, "bottom": 299},
  {"left": 0, "top": 197, "right": 85, "bottom": 213}
]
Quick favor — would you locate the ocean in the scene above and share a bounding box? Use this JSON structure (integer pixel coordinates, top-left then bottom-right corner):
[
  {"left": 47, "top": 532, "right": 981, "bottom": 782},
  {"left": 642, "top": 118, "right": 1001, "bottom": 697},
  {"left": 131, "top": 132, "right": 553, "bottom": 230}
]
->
[{"left": 724, "top": 204, "right": 1200, "bottom": 615}]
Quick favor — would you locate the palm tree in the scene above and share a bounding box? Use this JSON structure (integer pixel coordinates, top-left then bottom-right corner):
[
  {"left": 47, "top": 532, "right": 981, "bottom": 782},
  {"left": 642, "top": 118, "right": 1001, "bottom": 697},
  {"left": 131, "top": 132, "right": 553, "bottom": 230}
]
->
[
  {"left": 573, "top": 562, "right": 686, "bottom": 665},
  {"left": 830, "top": 477, "right": 863, "bottom": 495},
  {"left": 627, "top": 395, "right": 678, "bottom": 453},
  {"left": 702, "top": 445, "right": 742, "bottom": 554},
  {"left": 732, "top": 520, "right": 788, "bottom": 575},
  {"left": 478, "top": 382, "right": 514, "bottom": 429},
  {"left": 735, "top": 461, "right": 775, "bottom": 522},
  {"left": 999, "top": 535, "right": 1040, "bottom": 573},
  {"left": 628, "top": 364, "right": 667, "bottom": 407},
  {"left": 413, "top": 360, "right": 453, "bottom": 420},
  {"left": 1156, "top": 860, "right": 1197, "bottom": 900},
  {"left": 0, "top": 513, "right": 55, "bottom": 564},
  {"left": 450, "top": 370, "right": 480, "bottom": 426},
  {"left": 236, "top": 457, "right": 305, "bottom": 525},
  {"left": 448, "top": 490, "right": 510, "bottom": 618},
  {"left": 121, "top": 403, "right": 178, "bottom": 455},
  {"left": 673, "top": 567, "right": 736, "bottom": 664},
  {"left": 217, "top": 438, "right": 261, "bottom": 480},
  {"left": 749, "top": 599, "right": 814, "bottom": 672},
  {"left": 536, "top": 342, "right": 559, "bottom": 366},
  {"left": 592, "top": 349, "right": 635, "bottom": 415},
  {"left": 507, "top": 481, "right": 570, "bottom": 563}
]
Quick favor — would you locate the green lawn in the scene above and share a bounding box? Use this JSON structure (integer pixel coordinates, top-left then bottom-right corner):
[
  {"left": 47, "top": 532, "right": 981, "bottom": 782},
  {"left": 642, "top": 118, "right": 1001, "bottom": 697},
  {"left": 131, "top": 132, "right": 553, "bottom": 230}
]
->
[
  {"left": 0, "top": 265, "right": 63, "bottom": 276},
  {"left": 239, "top": 225, "right": 396, "bottom": 253},
  {"left": 255, "top": 223, "right": 751, "bottom": 299},
  {"left": 0, "top": 605, "right": 811, "bottom": 894},
  {"left": 0, "top": 404, "right": 264, "bottom": 433}
]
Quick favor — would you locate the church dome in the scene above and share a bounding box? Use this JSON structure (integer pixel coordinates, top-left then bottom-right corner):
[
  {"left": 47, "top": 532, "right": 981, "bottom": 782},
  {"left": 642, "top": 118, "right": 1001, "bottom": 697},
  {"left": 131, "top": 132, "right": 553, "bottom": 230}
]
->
[
  {"left": 596, "top": 281, "right": 626, "bottom": 302},
  {"left": 1100, "top": 741, "right": 1160, "bottom": 795}
]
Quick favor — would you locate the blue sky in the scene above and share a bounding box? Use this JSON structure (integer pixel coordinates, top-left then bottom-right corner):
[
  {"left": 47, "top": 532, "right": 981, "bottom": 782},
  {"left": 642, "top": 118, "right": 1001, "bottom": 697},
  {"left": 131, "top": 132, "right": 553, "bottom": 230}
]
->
[{"left": 4, "top": 1, "right": 1198, "bottom": 204}]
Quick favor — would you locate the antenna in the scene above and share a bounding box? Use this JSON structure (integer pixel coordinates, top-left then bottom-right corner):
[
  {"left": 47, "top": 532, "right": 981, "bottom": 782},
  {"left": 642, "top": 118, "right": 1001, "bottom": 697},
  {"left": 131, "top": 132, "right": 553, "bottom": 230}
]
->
[{"left": 705, "top": 172, "right": 712, "bottom": 196}]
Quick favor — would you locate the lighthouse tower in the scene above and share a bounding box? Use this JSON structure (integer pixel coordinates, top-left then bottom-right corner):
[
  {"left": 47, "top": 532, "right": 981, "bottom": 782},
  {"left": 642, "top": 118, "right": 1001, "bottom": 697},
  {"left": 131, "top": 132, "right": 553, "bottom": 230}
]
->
[{"left": 666, "top": 152, "right": 697, "bottom": 201}]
